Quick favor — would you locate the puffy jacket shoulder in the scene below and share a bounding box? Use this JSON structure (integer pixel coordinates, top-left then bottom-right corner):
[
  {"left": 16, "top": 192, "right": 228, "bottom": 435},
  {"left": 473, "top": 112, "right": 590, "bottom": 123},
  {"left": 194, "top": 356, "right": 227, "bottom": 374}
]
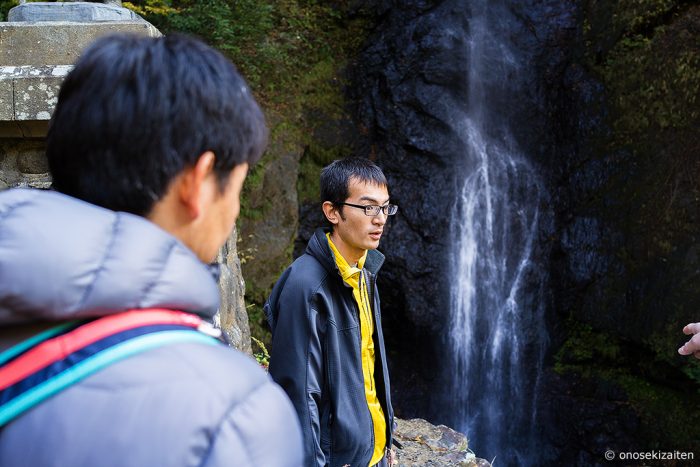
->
[{"left": 0, "top": 341, "right": 303, "bottom": 467}]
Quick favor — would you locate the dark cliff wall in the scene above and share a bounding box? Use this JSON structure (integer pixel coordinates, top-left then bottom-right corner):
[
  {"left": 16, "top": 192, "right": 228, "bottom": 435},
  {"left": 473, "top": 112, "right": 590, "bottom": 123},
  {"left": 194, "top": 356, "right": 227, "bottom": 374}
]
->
[
  {"left": 347, "top": 0, "right": 700, "bottom": 463},
  {"left": 545, "top": 1, "right": 700, "bottom": 461},
  {"left": 348, "top": 0, "right": 578, "bottom": 421},
  {"left": 350, "top": 1, "right": 470, "bottom": 415}
]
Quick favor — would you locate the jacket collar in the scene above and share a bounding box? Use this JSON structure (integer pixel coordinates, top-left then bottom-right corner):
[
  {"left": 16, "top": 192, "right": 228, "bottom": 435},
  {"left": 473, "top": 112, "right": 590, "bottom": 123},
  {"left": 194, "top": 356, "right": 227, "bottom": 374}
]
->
[{"left": 306, "top": 228, "right": 385, "bottom": 276}]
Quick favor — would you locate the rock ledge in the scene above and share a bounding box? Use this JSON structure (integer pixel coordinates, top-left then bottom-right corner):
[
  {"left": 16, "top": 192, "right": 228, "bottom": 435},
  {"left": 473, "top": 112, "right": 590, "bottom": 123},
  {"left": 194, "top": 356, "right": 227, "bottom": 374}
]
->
[{"left": 394, "top": 418, "right": 491, "bottom": 467}]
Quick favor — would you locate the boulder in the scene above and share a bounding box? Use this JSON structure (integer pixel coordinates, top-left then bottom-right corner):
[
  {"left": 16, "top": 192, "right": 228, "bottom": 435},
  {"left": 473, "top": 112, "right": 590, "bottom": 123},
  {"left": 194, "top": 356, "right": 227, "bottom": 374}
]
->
[{"left": 394, "top": 418, "right": 491, "bottom": 467}]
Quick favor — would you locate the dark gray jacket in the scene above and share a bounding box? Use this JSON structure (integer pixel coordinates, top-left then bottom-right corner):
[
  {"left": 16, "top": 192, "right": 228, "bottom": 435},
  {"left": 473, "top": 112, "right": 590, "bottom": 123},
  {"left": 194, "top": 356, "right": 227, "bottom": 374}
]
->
[
  {"left": 0, "top": 188, "right": 303, "bottom": 467},
  {"left": 265, "top": 228, "right": 394, "bottom": 467}
]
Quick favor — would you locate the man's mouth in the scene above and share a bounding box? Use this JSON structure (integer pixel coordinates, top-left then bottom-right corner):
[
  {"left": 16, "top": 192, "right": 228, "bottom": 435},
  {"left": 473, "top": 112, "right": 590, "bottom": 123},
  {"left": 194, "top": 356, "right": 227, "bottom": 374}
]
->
[{"left": 369, "top": 231, "right": 383, "bottom": 240}]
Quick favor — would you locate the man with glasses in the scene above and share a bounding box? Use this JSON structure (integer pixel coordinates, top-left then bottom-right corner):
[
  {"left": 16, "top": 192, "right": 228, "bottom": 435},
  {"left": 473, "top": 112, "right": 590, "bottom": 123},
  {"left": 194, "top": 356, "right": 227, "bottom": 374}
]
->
[{"left": 265, "top": 157, "right": 397, "bottom": 467}]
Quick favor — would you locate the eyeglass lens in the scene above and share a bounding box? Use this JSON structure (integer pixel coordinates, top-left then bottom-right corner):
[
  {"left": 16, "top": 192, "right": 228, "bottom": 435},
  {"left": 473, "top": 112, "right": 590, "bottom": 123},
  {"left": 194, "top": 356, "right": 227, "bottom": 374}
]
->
[{"left": 364, "top": 205, "right": 398, "bottom": 216}]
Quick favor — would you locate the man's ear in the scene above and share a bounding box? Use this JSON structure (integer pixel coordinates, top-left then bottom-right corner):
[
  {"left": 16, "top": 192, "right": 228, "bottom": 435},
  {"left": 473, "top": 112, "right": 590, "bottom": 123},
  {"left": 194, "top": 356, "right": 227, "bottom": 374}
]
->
[
  {"left": 179, "top": 151, "right": 216, "bottom": 219},
  {"left": 322, "top": 201, "right": 340, "bottom": 226}
]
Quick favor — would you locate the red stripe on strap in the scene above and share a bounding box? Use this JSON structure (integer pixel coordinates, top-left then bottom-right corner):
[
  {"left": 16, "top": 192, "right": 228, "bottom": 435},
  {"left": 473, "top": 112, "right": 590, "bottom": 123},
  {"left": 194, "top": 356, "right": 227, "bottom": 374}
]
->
[{"left": 0, "top": 309, "right": 201, "bottom": 390}]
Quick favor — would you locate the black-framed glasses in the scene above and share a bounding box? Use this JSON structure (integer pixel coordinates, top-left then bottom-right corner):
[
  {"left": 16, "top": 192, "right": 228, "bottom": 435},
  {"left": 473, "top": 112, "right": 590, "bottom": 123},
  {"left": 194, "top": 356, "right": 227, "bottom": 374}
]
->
[{"left": 339, "top": 202, "right": 398, "bottom": 217}]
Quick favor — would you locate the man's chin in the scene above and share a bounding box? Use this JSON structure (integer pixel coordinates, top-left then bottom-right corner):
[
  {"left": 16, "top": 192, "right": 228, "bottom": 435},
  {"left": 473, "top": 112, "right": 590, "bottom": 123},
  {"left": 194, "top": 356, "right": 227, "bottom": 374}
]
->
[{"left": 365, "top": 241, "right": 381, "bottom": 250}]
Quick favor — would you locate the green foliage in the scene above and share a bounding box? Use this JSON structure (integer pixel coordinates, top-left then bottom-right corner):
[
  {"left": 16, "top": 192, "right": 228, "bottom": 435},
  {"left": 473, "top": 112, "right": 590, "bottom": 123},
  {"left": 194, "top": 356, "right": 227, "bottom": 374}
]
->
[
  {"left": 251, "top": 335, "right": 270, "bottom": 370},
  {"left": 247, "top": 303, "right": 271, "bottom": 354},
  {"left": 1, "top": 0, "right": 18, "bottom": 21},
  {"left": 238, "top": 152, "right": 274, "bottom": 221},
  {"left": 122, "top": 0, "right": 177, "bottom": 20},
  {"left": 582, "top": 0, "right": 677, "bottom": 55},
  {"left": 554, "top": 321, "right": 621, "bottom": 374},
  {"left": 600, "top": 32, "right": 700, "bottom": 140},
  {"left": 613, "top": 0, "right": 676, "bottom": 32},
  {"left": 125, "top": 0, "right": 368, "bottom": 109},
  {"left": 583, "top": 1, "right": 700, "bottom": 142}
]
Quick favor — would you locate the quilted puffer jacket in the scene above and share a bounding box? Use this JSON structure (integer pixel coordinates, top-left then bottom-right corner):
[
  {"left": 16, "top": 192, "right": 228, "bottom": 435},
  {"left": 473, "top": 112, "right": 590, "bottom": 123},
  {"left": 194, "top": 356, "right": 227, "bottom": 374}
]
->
[{"left": 0, "top": 188, "right": 302, "bottom": 467}]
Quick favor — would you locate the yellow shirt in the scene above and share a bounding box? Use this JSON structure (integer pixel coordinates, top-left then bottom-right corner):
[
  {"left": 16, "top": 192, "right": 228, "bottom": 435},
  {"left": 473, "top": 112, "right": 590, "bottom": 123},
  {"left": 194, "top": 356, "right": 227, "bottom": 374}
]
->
[{"left": 327, "top": 234, "right": 386, "bottom": 466}]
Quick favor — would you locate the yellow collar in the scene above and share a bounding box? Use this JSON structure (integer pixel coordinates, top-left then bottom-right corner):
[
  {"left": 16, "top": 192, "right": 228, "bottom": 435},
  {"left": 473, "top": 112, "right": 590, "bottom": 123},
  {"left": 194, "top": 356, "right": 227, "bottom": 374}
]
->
[{"left": 327, "top": 233, "right": 367, "bottom": 282}]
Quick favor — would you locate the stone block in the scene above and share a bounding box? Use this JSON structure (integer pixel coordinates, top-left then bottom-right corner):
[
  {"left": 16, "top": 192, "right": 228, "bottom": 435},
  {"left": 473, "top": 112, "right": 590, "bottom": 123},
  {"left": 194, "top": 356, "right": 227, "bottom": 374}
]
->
[
  {"left": 8, "top": 2, "right": 136, "bottom": 23},
  {"left": 0, "top": 139, "right": 50, "bottom": 189},
  {"left": 0, "top": 65, "right": 71, "bottom": 123},
  {"left": 0, "top": 79, "right": 12, "bottom": 121},
  {"left": 12, "top": 75, "right": 62, "bottom": 121},
  {"left": 0, "top": 121, "right": 49, "bottom": 138},
  {"left": 17, "top": 150, "right": 48, "bottom": 174},
  {"left": 0, "top": 21, "right": 160, "bottom": 67},
  {"left": 16, "top": 121, "right": 49, "bottom": 138},
  {"left": 0, "top": 123, "right": 23, "bottom": 138}
]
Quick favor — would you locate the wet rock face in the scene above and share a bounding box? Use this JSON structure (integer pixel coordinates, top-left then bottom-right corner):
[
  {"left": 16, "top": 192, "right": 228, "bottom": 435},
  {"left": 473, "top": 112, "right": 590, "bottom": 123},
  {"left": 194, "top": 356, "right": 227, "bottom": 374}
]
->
[
  {"left": 536, "top": 370, "right": 643, "bottom": 466},
  {"left": 552, "top": 3, "right": 700, "bottom": 339},
  {"left": 545, "top": 2, "right": 700, "bottom": 454},
  {"left": 353, "top": 0, "right": 472, "bottom": 333},
  {"left": 350, "top": 1, "right": 475, "bottom": 423},
  {"left": 349, "top": 0, "right": 700, "bottom": 459},
  {"left": 350, "top": 0, "right": 579, "bottom": 419},
  {"left": 353, "top": 0, "right": 580, "bottom": 326}
]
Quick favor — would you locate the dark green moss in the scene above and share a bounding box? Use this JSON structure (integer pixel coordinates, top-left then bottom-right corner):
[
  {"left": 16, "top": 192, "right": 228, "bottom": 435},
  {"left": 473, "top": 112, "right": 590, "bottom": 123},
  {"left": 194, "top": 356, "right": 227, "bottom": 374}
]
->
[
  {"left": 554, "top": 321, "right": 622, "bottom": 368},
  {"left": 555, "top": 320, "right": 700, "bottom": 448},
  {"left": 583, "top": 2, "right": 700, "bottom": 141},
  {"left": 297, "top": 142, "right": 353, "bottom": 204},
  {"left": 238, "top": 151, "right": 274, "bottom": 221}
]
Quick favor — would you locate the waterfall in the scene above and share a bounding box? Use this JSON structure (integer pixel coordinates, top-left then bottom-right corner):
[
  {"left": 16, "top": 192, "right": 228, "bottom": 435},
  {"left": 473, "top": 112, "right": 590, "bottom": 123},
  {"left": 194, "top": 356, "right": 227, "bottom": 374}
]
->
[{"left": 448, "top": 2, "right": 548, "bottom": 465}]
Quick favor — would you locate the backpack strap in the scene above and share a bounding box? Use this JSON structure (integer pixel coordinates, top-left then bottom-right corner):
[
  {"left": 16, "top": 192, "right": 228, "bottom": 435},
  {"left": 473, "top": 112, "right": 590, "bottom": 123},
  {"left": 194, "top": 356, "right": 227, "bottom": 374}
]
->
[{"left": 0, "top": 309, "right": 221, "bottom": 427}]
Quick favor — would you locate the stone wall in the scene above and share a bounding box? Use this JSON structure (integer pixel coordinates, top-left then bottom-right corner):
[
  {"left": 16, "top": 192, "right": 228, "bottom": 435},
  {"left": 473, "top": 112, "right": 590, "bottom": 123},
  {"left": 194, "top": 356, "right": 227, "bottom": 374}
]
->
[{"left": 0, "top": 139, "right": 49, "bottom": 190}]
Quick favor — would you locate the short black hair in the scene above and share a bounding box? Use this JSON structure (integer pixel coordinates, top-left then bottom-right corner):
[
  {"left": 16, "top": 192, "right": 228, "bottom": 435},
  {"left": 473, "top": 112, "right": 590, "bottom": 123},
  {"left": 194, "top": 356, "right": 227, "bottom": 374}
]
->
[
  {"left": 47, "top": 33, "right": 267, "bottom": 216},
  {"left": 320, "top": 157, "right": 388, "bottom": 207}
]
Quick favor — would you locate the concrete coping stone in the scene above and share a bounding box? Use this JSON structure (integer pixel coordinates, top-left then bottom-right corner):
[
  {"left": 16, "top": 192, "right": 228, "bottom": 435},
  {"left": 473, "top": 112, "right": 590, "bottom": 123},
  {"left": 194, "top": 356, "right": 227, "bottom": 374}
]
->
[
  {"left": 0, "top": 65, "right": 72, "bottom": 79},
  {"left": 9, "top": 2, "right": 140, "bottom": 23},
  {"left": 1, "top": 66, "right": 72, "bottom": 124},
  {"left": 0, "top": 21, "right": 161, "bottom": 66}
]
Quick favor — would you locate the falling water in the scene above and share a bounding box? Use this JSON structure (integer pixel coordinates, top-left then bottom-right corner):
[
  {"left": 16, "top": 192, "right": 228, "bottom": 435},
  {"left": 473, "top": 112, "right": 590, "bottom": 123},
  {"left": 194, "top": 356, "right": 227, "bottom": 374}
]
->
[{"left": 448, "top": 2, "right": 548, "bottom": 465}]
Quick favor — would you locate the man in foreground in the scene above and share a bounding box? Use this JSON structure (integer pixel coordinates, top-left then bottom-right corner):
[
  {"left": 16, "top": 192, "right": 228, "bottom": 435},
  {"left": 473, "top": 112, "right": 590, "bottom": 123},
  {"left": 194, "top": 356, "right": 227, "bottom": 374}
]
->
[
  {"left": 0, "top": 33, "right": 302, "bottom": 466},
  {"left": 266, "top": 157, "right": 397, "bottom": 466}
]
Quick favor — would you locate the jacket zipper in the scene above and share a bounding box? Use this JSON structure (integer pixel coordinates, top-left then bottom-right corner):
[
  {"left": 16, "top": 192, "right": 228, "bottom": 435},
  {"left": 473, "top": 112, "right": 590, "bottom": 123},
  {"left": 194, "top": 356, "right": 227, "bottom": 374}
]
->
[
  {"left": 360, "top": 269, "right": 374, "bottom": 392},
  {"left": 367, "top": 270, "right": 394, "bottom": 448}
]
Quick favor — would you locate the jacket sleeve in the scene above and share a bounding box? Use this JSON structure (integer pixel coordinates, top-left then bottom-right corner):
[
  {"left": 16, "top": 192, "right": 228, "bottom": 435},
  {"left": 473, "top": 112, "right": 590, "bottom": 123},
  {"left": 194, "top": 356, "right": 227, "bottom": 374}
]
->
[
  {"left": 268, "top": 282, "right": 327, "bottom": 467},
  {"left": 199, "top": 378, "right": 303, "bottom": 467}
]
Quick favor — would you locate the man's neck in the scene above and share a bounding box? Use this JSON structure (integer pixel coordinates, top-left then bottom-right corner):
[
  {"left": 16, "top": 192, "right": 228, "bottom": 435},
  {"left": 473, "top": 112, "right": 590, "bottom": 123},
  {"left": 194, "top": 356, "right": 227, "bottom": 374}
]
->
[{"left": 329, "top": 231, "right": 365, "bottom": 266}]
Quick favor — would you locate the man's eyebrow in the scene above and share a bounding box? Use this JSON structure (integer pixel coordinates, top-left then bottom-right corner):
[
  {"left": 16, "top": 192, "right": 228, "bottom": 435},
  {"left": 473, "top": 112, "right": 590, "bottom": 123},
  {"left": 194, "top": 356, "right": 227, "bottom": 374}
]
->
[{"left": 358, "top": 196, "right": 390, "bottom": 204}]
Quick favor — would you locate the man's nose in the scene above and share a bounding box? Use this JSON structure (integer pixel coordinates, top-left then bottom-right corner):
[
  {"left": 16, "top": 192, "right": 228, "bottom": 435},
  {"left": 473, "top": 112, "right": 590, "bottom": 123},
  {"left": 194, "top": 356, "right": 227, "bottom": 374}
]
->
[{"left": 373, "top": 211, "right": 387, "bottom": 224}]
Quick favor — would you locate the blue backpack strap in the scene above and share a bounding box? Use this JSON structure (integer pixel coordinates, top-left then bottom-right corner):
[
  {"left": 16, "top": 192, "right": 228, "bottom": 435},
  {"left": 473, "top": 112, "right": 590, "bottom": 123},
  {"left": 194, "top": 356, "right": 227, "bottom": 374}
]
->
[{"left": 0, "top": 311, "right": 221, "bottom": 428}]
